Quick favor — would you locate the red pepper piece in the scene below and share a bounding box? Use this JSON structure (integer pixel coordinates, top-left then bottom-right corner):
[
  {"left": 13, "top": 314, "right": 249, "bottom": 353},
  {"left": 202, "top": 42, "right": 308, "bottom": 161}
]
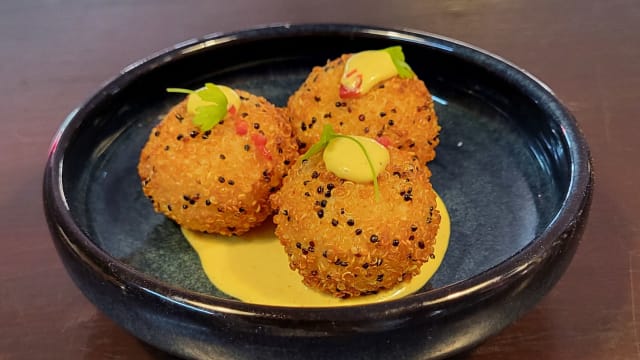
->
[
  {"left": 376, "top": 136, "right": 392, "bottom": 148},
  {"left": 235, "top": 119, "right": 248, "bottom": 135},
  {"left": 251, "top": 133, "right": 272, "bottom": 161}
]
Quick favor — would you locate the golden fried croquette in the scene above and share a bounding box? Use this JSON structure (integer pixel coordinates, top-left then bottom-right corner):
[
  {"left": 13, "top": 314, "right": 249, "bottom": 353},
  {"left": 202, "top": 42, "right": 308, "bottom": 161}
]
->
[
  {"left": 271, "top": 147, "right": 441, "bottom": 298},
  {"left": 138, "top": 89, "right": 298, "bottom": 235},
  {"left": 287, "top": 54, "right": 440, "bottom": 164}
]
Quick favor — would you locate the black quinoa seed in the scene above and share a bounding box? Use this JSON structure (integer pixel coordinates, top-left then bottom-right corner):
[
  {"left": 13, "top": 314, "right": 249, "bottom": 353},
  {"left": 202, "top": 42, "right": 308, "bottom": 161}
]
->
[
  {"left": 182, "top": 204, "right": 188, "bottom": 209},
  {"left": 320, "top": 199, "right": 327, "bottom": 207},
  {"left": 175, "top": 113, "right": 184, "bottom": 121},
  {"left": 379, "top": 112, "right": 386, "bottom": 117},
  {"left": 314, "top": 96, "right": 321, "bottom": 102},
  {"left": 241, "top": 112, "right": 248, "bottom": 117},
  {"left": 189, "top": 130, "right": 199, "bottom": 138},
  {"left": 364, "top": 127, "right": 370, "bottom": 133},
  {"left": 355, "top": 228, "right": 363, "bottom": 235},
  {"left": 228, "top": 180, "right": 235, "bottom": 185},
  {"left": 377, "top": 274, "right": 384, "bottom": 282},
  {"left": 324, "top": 190, "right": 332, "bottom": 198},
  {"left": 317, "top": 209, "right": 324, "bottom": 218},
  {"left": 253, "top": 123, "right": 260, "bottom": 129},
  {"left": 218, "top": 176, "right": 225, "bottom": 183},
  {"left": 164, "top": 145, "right": 170, "bottom": 151},
  {"left": 323, "top": 112, "right": 332, "bottom": 118},
  {"left": 362, "top": 263, "right": 369, "bottom": 269},
  {"left": 358, "top": 114, "right": 365, "bottom": 121},
  {"left": 154, "top": 130, "right": 160, "bottom": 137},
  {"left": 296, "top": 242, "right": 302, "bottom": 249},
  {"left": 176, "top": 134, "right": 184, "bottom": 140},
  {"left": 418, "top": 241, "right": 426, "bottom": 249},
  {"left": 392, "top": 239, "right": 400, "bottom": 246},
  {"left": 301, "top": 122, "right": 307, "bottom": 131},
  {"left": 326, "top": 183, "right": 335, "bottom": 190},
  {"left": 167, "top": 204, "right": 172, "bottom": 211},
  {"left": 347, "top": 219, "right": 355, "bottom": 226},
  {"left": 388, "top": 119, "right": 395, "bottom": 126},
  {"left": 284, "top": 159, "right": 291, "bottom": 165},
  {"left": 219, "top": 154, "right": 226, "bottom": 160},
  {"left": 335, "top": 102, "right": 342, "bottom": 107},
  {"left": 304, "top": 192, "right": 311, "bottom": 197},
  {"left": 239, "top": 207, "right": 245, "bottom": 213},
  {"left": 409, "top": 235, "right": 415, "bottom": 241},
  {"left": 411, "top": 225, "right": 418, "bottom": 232},
  {"left": 403, "top": 193, "right": 413, "bottom": 201},
  {"left": 331, "top": 219, "right": 338, "bottom": 226},
  {"left": 244, "top": 144, "right": 250, "bottom": 151},
  {"left": 317, "top": 186, "right": 324, "bottom": 194},
  {"left": 311, "top": 171, "right": 320, "bottom": 179},
  {"left": 205, "top": 200, "right": 211, "bottom": 206},
  {"left": 370, "top": 235, "right": 379, "bottom": 243}
]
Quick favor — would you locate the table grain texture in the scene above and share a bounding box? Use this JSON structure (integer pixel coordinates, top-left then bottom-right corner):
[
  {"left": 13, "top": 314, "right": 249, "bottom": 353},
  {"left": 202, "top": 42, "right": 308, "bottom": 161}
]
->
[{"left": 1, "top": 0, "right": 639, "bottom": 359}]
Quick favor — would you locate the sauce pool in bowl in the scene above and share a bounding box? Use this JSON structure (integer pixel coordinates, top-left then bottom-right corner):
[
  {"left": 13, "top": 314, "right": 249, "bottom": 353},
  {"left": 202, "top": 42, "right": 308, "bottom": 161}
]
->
[{"left": 182, "top": 194, "right": 450, "bottom": 306}]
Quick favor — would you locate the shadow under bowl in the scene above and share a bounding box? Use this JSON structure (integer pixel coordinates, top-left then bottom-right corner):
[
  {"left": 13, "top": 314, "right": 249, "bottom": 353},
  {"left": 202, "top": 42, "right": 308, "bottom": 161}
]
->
[{"left": 43, "top": 24, "right": 593, "bottom": 359}]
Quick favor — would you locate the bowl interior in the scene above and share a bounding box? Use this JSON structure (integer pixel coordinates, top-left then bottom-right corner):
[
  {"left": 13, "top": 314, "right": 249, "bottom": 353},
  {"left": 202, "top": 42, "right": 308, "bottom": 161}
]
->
[{"left": 60, "top": 28, "right": 569, "bottom": 300}]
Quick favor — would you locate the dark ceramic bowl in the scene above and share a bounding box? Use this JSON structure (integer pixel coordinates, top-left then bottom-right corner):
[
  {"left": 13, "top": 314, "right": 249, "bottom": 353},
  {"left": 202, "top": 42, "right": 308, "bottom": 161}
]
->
[{"left": 43, "top": 24, "right": 593, "bottom": 359}]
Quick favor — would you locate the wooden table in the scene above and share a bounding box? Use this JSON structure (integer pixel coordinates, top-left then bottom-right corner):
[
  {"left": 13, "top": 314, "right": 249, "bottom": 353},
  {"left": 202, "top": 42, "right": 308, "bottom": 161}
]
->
[{"left": 2, "top": 1, "right": 638, "bottom": 358}]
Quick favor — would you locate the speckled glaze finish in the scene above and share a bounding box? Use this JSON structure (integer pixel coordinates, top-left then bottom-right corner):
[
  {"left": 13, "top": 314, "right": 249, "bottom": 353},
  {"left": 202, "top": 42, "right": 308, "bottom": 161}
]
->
[{"left": 43, "top": 24, "right": 593, "bottom": 359}]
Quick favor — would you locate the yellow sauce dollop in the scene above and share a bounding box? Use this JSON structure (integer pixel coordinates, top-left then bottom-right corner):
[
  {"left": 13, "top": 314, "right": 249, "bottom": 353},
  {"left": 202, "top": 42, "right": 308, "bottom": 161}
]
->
[
  {"left": 182, "top": 194, "right": 450, "bottom": 307},
  {"left": 323, "top": 135, "right": 390, "bottom": 183},
  {"left": 187, "top": 84, "right": 241, "bottom": 114},
  {"left": 340, "top": 50, "right": 398, "bottom": 96}
]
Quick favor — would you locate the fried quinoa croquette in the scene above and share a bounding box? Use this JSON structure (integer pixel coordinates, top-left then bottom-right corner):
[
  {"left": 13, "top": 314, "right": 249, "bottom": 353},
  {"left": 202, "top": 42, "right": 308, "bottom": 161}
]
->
[
  {"left": 138, "top": 89, "right": 298, "bottom": 235},
  {"left": 271, "top": 147, "right": 441, "bottom": 298},
  {"left": 287, "top": 53, "right": 441, "bottom": 164}
]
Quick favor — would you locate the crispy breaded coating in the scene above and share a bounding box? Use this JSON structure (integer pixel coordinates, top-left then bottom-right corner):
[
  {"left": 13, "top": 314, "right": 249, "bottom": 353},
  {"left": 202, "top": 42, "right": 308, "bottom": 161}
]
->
[
  {"left": 287, "top": 54, "right": 440, "bottom": 164},
  {"left": 271, "top": 148, "right": 441, "bottom": 297},
  {"left": 138, "top": 90, "right": 298, "bottom": 235}
]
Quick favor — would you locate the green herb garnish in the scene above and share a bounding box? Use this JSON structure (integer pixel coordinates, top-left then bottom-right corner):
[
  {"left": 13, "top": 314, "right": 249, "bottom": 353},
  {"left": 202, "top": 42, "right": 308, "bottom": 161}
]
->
[
  {"left": 382, "top": 46, "right": 416, "bottom": 78},
  {"left": 166, "top": 83, "right": 228, "bottom": 131},
  {"left": 301, "top": 125, "right": 382, "bottom": 201}
]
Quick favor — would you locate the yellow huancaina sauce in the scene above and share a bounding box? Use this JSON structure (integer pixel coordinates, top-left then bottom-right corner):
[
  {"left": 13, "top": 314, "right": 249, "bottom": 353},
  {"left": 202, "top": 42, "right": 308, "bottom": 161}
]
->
[
  {"left": 339, "top": 50, "right": 398, "bottom": 98},
  {"left": 182, "top": 195, "right": 449, "bottom": 307}
]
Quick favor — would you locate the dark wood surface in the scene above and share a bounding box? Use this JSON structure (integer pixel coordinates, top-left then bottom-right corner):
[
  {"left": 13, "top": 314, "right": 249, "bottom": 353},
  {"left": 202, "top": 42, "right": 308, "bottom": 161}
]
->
[{"left": 2, "top": 0, "right": 639, "bottom": 359}]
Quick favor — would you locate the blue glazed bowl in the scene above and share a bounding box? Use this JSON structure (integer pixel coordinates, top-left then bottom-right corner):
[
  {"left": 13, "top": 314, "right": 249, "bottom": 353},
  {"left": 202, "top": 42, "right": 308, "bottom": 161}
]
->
[{"left": 43, "top": 24, "right": 593, "bottom": 359}]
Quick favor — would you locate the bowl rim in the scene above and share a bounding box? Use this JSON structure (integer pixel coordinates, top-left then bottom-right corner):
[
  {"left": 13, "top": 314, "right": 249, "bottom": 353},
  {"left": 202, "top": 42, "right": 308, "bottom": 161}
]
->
[{"left": 43, "top": 23, "right": 592, "bottom": 322}]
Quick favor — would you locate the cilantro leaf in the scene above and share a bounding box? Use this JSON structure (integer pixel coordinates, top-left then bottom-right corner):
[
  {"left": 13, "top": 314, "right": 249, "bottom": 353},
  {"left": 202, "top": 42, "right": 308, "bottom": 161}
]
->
[
  {"left": 382, "top": 46, "right": 416, "bottom": 78},
  {"left": 166, "top": 83, "right": 228, "bottom": 131},
  {"left": 300, "top": 124, "right": 336, "bottom": 161},
  {"left": 192, "top": 104, "right": 227, "bottom": 131}
]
